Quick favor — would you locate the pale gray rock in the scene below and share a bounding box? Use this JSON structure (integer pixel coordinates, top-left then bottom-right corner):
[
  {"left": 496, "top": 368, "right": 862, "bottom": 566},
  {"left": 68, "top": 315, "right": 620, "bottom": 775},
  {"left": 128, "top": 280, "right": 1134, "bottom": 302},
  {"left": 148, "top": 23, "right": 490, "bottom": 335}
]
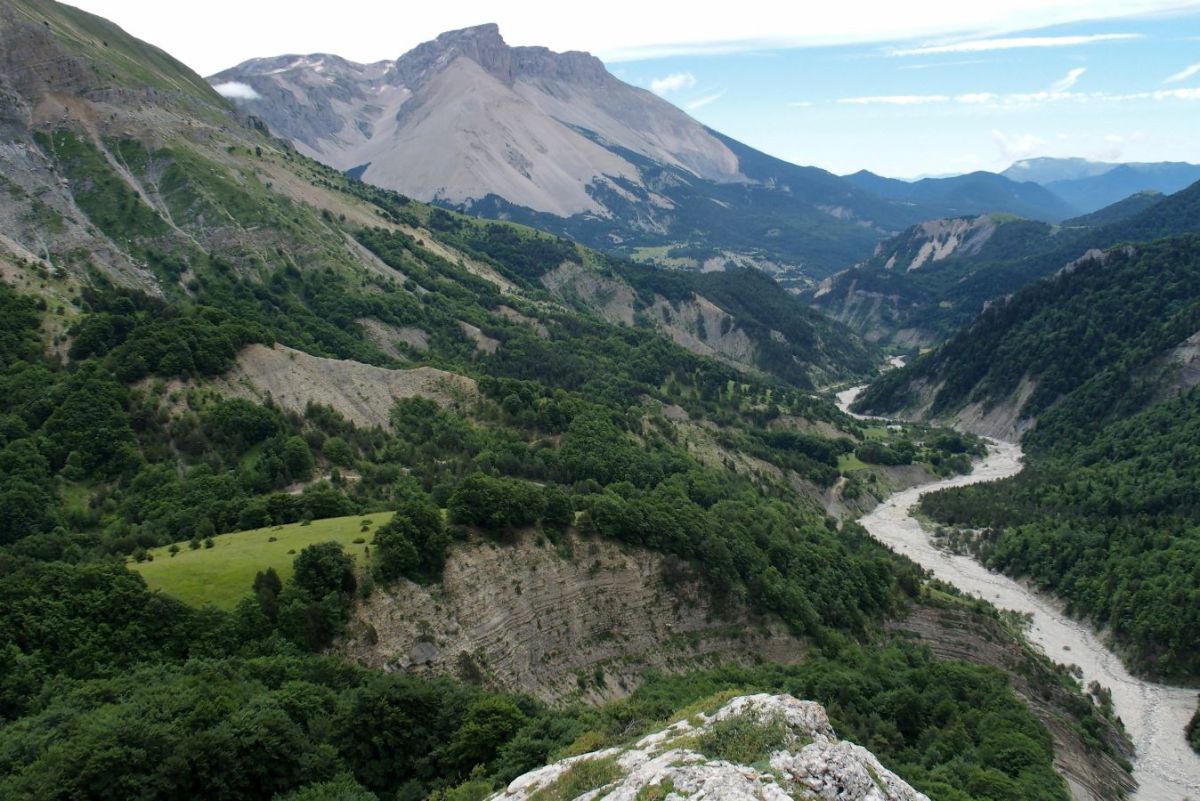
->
[
  {"left": 212, "top": 24, "right": 744, "bottom": 219},
  {"left": 490, "top": 694, "right": 929, "bottom": 801}
]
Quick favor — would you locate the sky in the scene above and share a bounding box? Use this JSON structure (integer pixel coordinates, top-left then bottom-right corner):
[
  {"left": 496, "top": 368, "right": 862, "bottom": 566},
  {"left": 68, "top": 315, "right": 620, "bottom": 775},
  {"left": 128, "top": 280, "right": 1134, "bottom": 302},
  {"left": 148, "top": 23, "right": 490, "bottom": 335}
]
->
[{"left": 66, "top": 0, "right": 1200, "bottom": 177}]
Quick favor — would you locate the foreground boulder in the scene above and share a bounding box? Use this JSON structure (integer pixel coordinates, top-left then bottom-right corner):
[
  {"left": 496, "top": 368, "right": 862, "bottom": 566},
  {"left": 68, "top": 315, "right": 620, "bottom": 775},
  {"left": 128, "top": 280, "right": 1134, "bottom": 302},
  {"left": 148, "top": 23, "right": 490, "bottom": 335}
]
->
[{"left": 491, "top": 694, "right": 929, "bottom": 801}]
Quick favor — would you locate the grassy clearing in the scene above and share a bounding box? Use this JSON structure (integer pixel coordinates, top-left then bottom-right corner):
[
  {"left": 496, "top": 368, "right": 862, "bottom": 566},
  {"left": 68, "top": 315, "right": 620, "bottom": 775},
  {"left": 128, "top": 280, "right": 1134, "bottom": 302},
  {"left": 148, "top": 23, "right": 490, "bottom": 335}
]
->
[
  {"left": 631, "top": 246, "right": 672, "bottom": 262},
  {"left": 837, "top": 453, "right": 870, "bottom": 472},
  {"left": 130, "top": 512, "right": 394, "bottom": 610}
]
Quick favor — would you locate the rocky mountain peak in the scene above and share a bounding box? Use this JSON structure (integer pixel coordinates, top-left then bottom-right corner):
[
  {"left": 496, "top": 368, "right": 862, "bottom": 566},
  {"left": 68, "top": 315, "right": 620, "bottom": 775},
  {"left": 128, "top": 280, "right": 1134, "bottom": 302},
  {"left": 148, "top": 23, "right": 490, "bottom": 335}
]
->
[
  {"left": 393, "top": 23, "right": 609, "bottom": 87},
  {"left": 491, "top": 694, "right": 930, "bottom": 801}
]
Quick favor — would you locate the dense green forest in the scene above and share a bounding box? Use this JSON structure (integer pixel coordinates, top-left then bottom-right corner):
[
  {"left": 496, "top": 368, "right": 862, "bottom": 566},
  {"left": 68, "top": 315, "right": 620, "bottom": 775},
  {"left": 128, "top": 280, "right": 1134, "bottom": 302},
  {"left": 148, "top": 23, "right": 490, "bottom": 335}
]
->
[
  {"left": 856, "top": 232, "right": 1200, "bottom": 679},
  {"left": 812, "top": 179, "right": 1200, "bottom": 347},
  {"left": 0, "top": 272, "right": 1089, "bottom": 800},
  {"left": 0, "top": 3, "right": 1135, "bottom": 797},
  {"left": 858, "top": 233, "right": 1200, "bottom": 432},
  {"left": 0, "top": 264, "right": 933, "bottom": 646},
  {"left": 0, "top": 556, "right": 1075, "bottom": 801}
]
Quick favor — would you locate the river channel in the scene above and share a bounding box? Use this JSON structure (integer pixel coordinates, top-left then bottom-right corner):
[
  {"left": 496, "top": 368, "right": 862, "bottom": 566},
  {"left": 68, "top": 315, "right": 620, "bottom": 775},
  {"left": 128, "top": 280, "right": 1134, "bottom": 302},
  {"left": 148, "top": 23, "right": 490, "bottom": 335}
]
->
[{"left": 837, "top": 386, "right": 1200, "bottom": 801}]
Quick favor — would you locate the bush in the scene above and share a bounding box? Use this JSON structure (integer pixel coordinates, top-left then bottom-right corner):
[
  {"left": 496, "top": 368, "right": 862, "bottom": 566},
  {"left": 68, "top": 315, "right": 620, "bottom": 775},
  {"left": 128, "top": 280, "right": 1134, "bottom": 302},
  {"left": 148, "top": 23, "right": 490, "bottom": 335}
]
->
[
  {"left": 292, "top": 541, "right": 357, "bottom": 601},
  {"left": 448, "top": 473, "right": 547, "bottom": 532},
  {"left": 855, "top": 440, "right": 913, "bottom": 466},
  {"left": 373, "top": 498, "right": 448, "bottom": 583}
]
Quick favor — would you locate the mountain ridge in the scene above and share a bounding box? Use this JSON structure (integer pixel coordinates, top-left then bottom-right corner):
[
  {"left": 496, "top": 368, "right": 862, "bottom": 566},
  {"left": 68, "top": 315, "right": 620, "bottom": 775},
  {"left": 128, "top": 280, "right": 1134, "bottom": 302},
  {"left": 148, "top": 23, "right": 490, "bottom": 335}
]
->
[
  {"left": 842, "top": 169, "right": 1078, "bottom": 222},
  {"left": 809, "top": 178, "right": 1200, "bottom": 349},
  {"left": 213, "top": 24, "right": 1114, "bottom": 278},
  {"left": 1003, "top": 157, "right": 1200, "bottom": 214},
  {"left": 211, "top": 24, "right": 747, "bottom": 217}
]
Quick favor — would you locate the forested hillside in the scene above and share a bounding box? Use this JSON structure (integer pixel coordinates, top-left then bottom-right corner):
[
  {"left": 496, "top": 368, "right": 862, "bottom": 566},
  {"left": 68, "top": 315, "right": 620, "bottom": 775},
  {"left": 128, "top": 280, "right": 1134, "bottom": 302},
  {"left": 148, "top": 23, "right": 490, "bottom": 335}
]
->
[
  {"left": 0, "top": 1, "right": 1135, "bottom": 799},
  {"left": 811, "top": 181, "right": 1200, "bottom": 349},
  {"left": 854, "top": 229, "right": 1200, "bottom": 681},
  {"left": 857, "top": 234, "right": 1200, "bottom": 432},
  {"left": 920, "top": 389, "right": 1200, "bottom": 678}
]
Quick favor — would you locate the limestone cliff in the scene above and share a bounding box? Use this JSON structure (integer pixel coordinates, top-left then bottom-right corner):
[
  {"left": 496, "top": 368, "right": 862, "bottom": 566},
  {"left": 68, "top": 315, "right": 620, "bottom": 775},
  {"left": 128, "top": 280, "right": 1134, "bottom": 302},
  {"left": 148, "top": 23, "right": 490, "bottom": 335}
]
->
[
  {"left": 492, "top": 694, "right": 929, "bottom": 801},
  {"left": 341, "top": 533, "right": 804, "bottom": 702}
]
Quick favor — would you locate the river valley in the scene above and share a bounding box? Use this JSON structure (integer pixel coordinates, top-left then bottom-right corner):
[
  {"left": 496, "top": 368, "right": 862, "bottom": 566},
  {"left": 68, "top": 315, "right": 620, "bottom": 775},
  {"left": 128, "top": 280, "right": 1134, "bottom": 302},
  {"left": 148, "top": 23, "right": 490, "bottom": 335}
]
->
[{"left": 838, "top": 387, "right": 1200, "bottom": 801}]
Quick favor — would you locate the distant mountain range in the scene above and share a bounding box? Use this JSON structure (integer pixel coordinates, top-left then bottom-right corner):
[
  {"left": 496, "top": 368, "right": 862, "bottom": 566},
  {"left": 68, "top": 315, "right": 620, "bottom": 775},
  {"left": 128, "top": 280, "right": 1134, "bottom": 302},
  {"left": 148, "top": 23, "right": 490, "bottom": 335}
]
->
[
  {"left": 211, "top": 25, "right": 892, "bottom": 277},
  {"left": 808, "top": 178, "right": 1200, "bottom": 348},
  {"left": 212, "top": 25, "right": 1179, "bottom": 280},
  {"left": 1003, "top": 157, "right": 1200, "bottom": 214},
  {"left": 842, "top": 169, "right": 1077, "bottom": 223}
]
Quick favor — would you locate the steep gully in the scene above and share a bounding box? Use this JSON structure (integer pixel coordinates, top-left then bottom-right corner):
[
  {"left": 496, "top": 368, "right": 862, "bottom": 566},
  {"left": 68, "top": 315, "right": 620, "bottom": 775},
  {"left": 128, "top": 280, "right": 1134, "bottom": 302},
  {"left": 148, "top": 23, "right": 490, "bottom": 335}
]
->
[{"left": 836, "top": 386, "right": 1200, "bottom": 801}]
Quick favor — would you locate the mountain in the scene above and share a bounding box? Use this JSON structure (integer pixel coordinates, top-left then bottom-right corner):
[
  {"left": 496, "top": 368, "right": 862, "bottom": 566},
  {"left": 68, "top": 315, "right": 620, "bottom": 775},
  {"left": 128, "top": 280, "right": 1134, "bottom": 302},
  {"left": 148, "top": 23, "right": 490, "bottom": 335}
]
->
[
  {"left": 809, "top": 179, "right": 1200, "bottom": 348},
  {"left": 809, "top": 214, "right": 1059, "bottom": 347},
  {"left": 1059, "top": 189, "right": 1163, "bottom": 229},
  {"left": 215, "top": 26, "right": 1097, "bottom": 280},
  {"left": 209, "top": 24, "right": 921, "bottom": 277},
  {"left": 213, "top": 28, "right": 745, "bottom": 218},
  {"left": 843, "top": 169, "right": 1079, "bottom": 222},
  {"left": 0, "top": 6, "right": 875, "bottom": 388},
  {"left": 1004, "top": 157, "right": 1200, "bottom": 214},
  {"left": 855, "top": 231, "right": 1200, "bottom": 680},
  {"left": 855, "top": 231, "right": 1200, "bottom": 436},
  {"left": 1001, "top": 157, "right": 1118, "bottom": 184},
  {"left": 0, "top": 3, "right": 1135, "bottom": 800}
]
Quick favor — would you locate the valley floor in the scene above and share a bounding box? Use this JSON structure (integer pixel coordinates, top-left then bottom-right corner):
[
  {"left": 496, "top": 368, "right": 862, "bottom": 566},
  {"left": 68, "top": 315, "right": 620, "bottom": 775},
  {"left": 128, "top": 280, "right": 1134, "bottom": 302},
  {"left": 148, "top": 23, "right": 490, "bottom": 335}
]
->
[{"left": 841, "top": 389, "right": 1200, "bottom": 801}]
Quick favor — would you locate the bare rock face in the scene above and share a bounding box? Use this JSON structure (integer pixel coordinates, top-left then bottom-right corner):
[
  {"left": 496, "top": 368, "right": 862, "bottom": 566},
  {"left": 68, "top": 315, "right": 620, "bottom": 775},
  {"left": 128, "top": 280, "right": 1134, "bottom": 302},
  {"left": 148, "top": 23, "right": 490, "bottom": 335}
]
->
[
  {"left": 493, "top": 694, "right": 929, "bottom": 801},
  {"left": 341, "top": 534, "right": 803, "bottom": 702},
  {"left": 213, "top": 344, "right": 476, "bottom": 429},
  {"left": 872, "top": 215, "right": 999, "bottom": 273},
  {"left": 211, "top": 24, "right": 744, "bottom": 218}
]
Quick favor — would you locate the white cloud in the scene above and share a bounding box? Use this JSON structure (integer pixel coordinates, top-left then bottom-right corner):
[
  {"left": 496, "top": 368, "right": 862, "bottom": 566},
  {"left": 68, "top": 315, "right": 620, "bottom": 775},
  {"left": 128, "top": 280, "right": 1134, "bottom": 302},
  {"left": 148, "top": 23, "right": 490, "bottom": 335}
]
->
[
  {"left": 1164, "top": 63, "right": 1200, "bottom": 83},
  {"left": 898, "top": 58, "right": 993, "bottom": 71},
  {"left": 62, "top": 0, "right": 1195, "bottom": 76},
  {"left": 833, "top": 85, "right": 1200, "bottom": 109},
  {"left": 649, "top": 72, "right": 696, "bottom": 95},
  {"left": 685, "top": 91, "right": 725, "bottom": 110},
  {"left": 1116, "top": 87, "right": 1200, "bottom": 100},
  {"left": 837, "top": 94, "right": 951, "bottom": 105},
  {"left": 1095, "top": 130, "right": 1147, "bottom": 161},
  {"left": 212, "top": 81, "right": 261, "bottom": 100},
  {"left": 787, "top": 100, "right": 813, "bottom": 107},
  {"left": 1049, "top": 67, "right": 1086, "bottom": 92},
  {"left": 890, "top": 33, "right": 1140, "bottom": 57},
  {"left": 955, "top": 92, "right": 999, "bottom": 104},
  {"left": 993, "top": 130, "right": 1048, "bottom": 162}
]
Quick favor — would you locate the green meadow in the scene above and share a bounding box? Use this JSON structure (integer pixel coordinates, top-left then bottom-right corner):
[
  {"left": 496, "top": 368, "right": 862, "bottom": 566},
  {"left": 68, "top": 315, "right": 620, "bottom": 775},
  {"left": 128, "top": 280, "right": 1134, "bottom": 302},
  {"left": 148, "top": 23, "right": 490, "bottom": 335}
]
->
[{"left": 131, "top": 512, "right": 394, "bottom": 609}]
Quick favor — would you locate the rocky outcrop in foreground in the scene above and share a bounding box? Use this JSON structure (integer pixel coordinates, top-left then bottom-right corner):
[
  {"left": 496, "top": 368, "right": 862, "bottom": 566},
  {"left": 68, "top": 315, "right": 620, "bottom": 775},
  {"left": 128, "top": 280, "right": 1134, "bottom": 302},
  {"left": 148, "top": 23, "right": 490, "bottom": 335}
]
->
[{"left": 491, "top": 694, "right": 928, "bottom": 801}]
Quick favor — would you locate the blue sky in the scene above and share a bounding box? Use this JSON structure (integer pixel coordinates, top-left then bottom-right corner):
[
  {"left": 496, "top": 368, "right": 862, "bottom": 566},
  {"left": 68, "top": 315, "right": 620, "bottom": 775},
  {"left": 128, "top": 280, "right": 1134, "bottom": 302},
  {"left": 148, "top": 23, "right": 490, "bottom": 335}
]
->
[
  {"left": 72, "top": 0, "right": 1200, "bottom": 177},
  {"left": 613, "top": 16, "right": 1200, "bottom": 177}
]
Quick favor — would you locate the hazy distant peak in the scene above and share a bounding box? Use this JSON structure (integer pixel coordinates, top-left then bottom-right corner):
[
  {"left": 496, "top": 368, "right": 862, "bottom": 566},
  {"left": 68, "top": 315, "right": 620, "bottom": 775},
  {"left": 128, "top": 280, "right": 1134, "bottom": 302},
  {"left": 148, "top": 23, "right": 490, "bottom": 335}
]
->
[{"left": 1002, "top": 157, "right": 1117, "bottom": 184}]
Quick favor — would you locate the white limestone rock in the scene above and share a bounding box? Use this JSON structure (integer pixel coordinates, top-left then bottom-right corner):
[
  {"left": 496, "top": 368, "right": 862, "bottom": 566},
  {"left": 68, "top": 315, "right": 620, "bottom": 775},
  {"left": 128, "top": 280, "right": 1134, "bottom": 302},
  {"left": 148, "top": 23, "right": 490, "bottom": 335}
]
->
[{"left": 489, "top": 693, "right": 929, "bottom": 801}]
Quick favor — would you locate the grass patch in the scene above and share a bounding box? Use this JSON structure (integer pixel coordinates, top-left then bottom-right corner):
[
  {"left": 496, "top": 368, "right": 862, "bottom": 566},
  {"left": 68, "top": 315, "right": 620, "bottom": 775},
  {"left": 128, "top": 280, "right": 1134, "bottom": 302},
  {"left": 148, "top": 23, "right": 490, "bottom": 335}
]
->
[
  {"left": 864, "top": 763, "right": 885, "bottom": 792},
  {"left": 692, "top": 713, "right": 796, "bottom": 765},
  {"left": 529, "top": 755, "right": 620, "bottom": 801},
  {"left": 837, "top": 453, "right": 870, "bottom": 472},
  {"left": 635, "top": 777, "right": 676, "bottom": 801},
  {"left": 559, "top": 730, "right": 612, "bottom": 758},
  {"left": 35, "top": 131, "right": 170, "bottom": 248},
  {"left": 669, "top": 689, "right": 753, "bottom": 726},
  {"left": 130, "top": 512, "right": 394, "bottom": 609}
]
